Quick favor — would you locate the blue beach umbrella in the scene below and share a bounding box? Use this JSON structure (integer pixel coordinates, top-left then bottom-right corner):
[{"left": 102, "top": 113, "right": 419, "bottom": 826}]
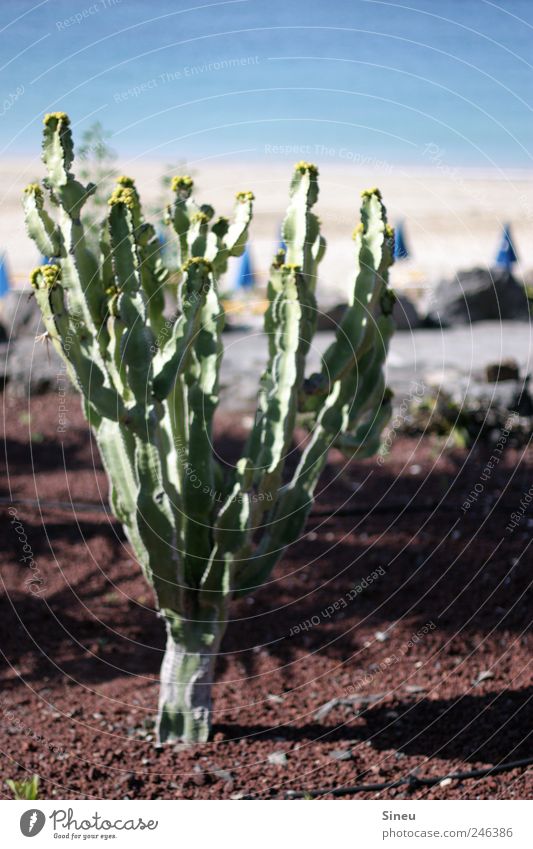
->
[
  {"left": 495, "top": 224, "right": 518, "bottom": 269},
  {"left": 394, "top": 221, "right": 410, "bottom": 260},
  {"left": 235, "top": 244, "right": 255, "bottom": 289},
  {"left": 0, "top": 254, "right": 11, "bottom": 297}
]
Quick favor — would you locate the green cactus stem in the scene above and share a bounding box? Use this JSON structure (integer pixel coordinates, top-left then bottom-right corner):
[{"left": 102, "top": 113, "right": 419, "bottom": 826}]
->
[
  {"left": 24, "top": 125, "right": 395, "bottom": 745},
  {"left": 157, "top": 609, "right": 227, "bottom": 744}
]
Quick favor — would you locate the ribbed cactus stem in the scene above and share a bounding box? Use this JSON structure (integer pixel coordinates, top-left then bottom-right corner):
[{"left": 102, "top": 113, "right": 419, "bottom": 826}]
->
[{"left": 157, "top": 612, "right": 226, "bottom": 744}]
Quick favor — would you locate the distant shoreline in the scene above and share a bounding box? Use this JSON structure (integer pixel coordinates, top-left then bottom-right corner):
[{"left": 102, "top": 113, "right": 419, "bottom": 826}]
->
[{"left": 2, "top": 158, "right": 533, "bottom": 297}]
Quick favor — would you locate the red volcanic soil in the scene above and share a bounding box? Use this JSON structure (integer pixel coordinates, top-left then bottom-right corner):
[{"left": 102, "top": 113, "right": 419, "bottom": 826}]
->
[{"left": 1, "top": 392, "right": 532, "bottom": 800}]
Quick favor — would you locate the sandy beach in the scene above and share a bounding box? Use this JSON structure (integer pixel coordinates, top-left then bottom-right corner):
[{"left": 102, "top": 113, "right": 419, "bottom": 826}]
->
[{"left": 2, "top": 157, "right": 533, "bottom": 305}]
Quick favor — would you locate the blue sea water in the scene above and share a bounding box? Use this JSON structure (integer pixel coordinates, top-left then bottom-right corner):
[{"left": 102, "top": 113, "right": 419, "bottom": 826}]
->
[{"left": 1, "top": 0, "right": 532, "bottom": 167}]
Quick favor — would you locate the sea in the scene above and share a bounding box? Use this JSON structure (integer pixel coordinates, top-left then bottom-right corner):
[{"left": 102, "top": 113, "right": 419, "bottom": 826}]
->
[{"left": 1, "top": 0, "right": 532, "bottom": 169}]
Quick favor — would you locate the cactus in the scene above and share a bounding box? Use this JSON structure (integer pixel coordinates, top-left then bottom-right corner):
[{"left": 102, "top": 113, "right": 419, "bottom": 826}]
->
[{"left": 24, "top": 117, "right": 395, "bottom": 744}]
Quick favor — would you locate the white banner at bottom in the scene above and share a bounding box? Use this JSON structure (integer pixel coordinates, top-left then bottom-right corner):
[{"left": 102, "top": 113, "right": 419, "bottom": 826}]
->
[{"left": 2, "top": 799, "right": 532, "bottom": 848}]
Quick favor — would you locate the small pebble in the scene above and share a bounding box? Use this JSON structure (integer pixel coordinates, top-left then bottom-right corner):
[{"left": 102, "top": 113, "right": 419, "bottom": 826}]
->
[
  {"left": 268, "top": 751, "right": 288, "bottom": 766},
  {"left": 375, "top": 631, "right": 389, "bottom": 643},
  {"left": 329, "top": 749, "right": 352, "bottom": 762}
]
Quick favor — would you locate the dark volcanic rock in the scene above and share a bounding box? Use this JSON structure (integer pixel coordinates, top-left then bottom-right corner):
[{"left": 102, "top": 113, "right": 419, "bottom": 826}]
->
[
  {"left": 4, "top": 336, "right": 66, "bottom": 397},
  {"left": 485, "top": 359, "right": 520, "bottom": 383},
  {"left": 392, "top": 294, "right": 420, "bottom": 331},
  {"left": 0, "top": 289, "right": 44, "bottom": 339},
  {"left": 427, "top": 268, "right": 530, "bottom": 326}
]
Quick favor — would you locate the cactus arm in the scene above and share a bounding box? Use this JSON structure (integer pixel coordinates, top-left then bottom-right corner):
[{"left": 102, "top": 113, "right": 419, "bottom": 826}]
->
[
  {"left": 105, "top": 300, "right": 130, "bottom": 400},
  {"left": 236, "top": 303, "right": 393, "bottom": 596},
  {"left": 344, "top": 312, "right": 395, "bottom": 429},
  {"left": 107, "top": 194, "right": 156, "bottom": 404},
  {"left": 42, "top": 113, "right": 96, "bottom": 218},
  {"left": 282, "top": 162, "right": 321, "bottom": 290},
  {"left": 236, "top": 250, "right": 286, "bottom": 477},
  {"left": 209, "top": 216, "right": 230, "bottom": 274},
  {"left": 152, "top": 257, "right": 211, "bottom": 401},
  {"left": 42, "top": 112, "right": 74, "bottom": 187},
  {"left": 225, "top": 191, "right": 254, "bottom": 257},
  {"left": 319, "top": 190, "right": 391, "bottom": 387},
  {"left": 334, "top": 391, "right": 393, "bottom": 459},
  {"left": 109, "top": 190, "right": 181, "bottom": 578},
  {"left": 30, "top": 266, "right": 77, "bottom": 385},
  {"left": 181, "top": 261, "right": 223, "bottom": 586},
  {"left": 96, "top": 418, "right": 138, "bottom": 523},
  {"left": 311, "top": 230, "right": 327, "bottom": 277},
  {"left": 208, "top": 191, "right": 254, "bottom": 278},
  {"left": 134, "top": 424, "right": 182, "bottom": 611},
  {"left": 188, "top": 211, "right": 214, "bottom": 260},
  {"left": 41, "top": 114, "right": 108, "bottom": 356},
  {"left": 251, "top": 265, "right": 316, "bottom": 495},
  {"left": 30, "top": 265, "right": 127, "bottom": 423},
  {"left": 241, "top": 165, "right": 324, "bottom": 485},
  {"left": 167, "top": 175, "right": 194, "bottom": 265},
  {"left": 234, "top": 383, "right": 344, "bottom": 596},
  {"left": 199, "top": 476, "right": 251, "bottom": 606},
  {"left": 138, "top": 222, "right": 168, "bottom": 339},
  {"left": 255, "top": 265, "right": 303, "bottom": 475},
  {"left": 94, "top": 417, "right": 152, "bottom": 575},
  {"left": 113, "top": 176, "right": 169, "bottom": 340},
  {"left": 23, "top": 183, "right": 63, "bottom": 258}
]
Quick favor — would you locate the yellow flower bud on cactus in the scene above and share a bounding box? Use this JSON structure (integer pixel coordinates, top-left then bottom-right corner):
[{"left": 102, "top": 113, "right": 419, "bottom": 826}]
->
[
  {"left": 108, "top": 186, "right": 137, "bottom": 209},
  {"left": 235, "top": 190, "right": 255, "bottom": 202},
  {"left": 171, "top": 175, "right": 193, "bottom": 193},
  {"left": 191, "top": 211, "right": 210, "bottom": 225},
  {"left": 182, "top": 256, "right": 212, "bottom": 273},
  {"left": 30, "top": 263, "right": 61, "bottom": 290},
  {"left": 294, "top": 161, "right": 318, "bottom": 175},
  {"left": 43, "top": 112, "right": 70, "bottom": 126},
  {"left": 361, "top": 187, "right": 382, "bottom": 200}
]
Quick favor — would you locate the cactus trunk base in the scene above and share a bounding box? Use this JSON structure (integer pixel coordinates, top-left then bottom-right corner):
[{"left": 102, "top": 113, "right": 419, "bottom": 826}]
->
[{"left": 156, "top": 614, "right": 226, "bottom": 745}]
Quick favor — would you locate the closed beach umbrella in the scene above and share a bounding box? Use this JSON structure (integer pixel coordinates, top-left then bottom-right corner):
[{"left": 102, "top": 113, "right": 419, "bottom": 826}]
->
[
  {"left": 495, "top": 224, "right": 518, "bottom": 269},
  {"left": 394, "top": 221, "right": 410, "bottom": 260},
  {"left": 0, "top": 253, "right": 11, "bottom": 297},
  {"left": 235, "top": 244, "right": 255, "bottom": 289}
]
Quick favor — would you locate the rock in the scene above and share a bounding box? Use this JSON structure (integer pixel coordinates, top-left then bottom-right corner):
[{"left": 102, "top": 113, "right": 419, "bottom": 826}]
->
[
  {"left": 315, "top": 295, "right": 420, "bottom": 332},
  {"left": 454, "top": 378, "right": 526, "bottom": 413},
  {"left": 427, "top": 268, "right": 530, "bottom": 325},
  {"left": 328, "top": 749, "right": 352, "bottom": 761},
  {"left": 472, "top": 670, "right": 495, "bottom": 687},
  {"left": 316, "top": 303, "right": 346, "bottom": 331},
  {"left": 0, "top": 289, "right": 43, "bottom": 339},
  {"left": 313, "top": 698, "right": 342, "bottom": 722},
  {"left": 212, "top": 768, "right": 233, "bottom": 783},
  {"left": 0, "top": 343, "right": 8, "bottom": 390},
  {"left": 392, "top": 294, "right": 420, "bottom": 330},
  {"left": 485, "top": 359, "right": 520, "bottom": 382},
  {"left": 3, "top": 336, "right": 66, "bottom": 397},
  {"left": 267, "top": 751, "right": 288, "bottom": 766}
]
